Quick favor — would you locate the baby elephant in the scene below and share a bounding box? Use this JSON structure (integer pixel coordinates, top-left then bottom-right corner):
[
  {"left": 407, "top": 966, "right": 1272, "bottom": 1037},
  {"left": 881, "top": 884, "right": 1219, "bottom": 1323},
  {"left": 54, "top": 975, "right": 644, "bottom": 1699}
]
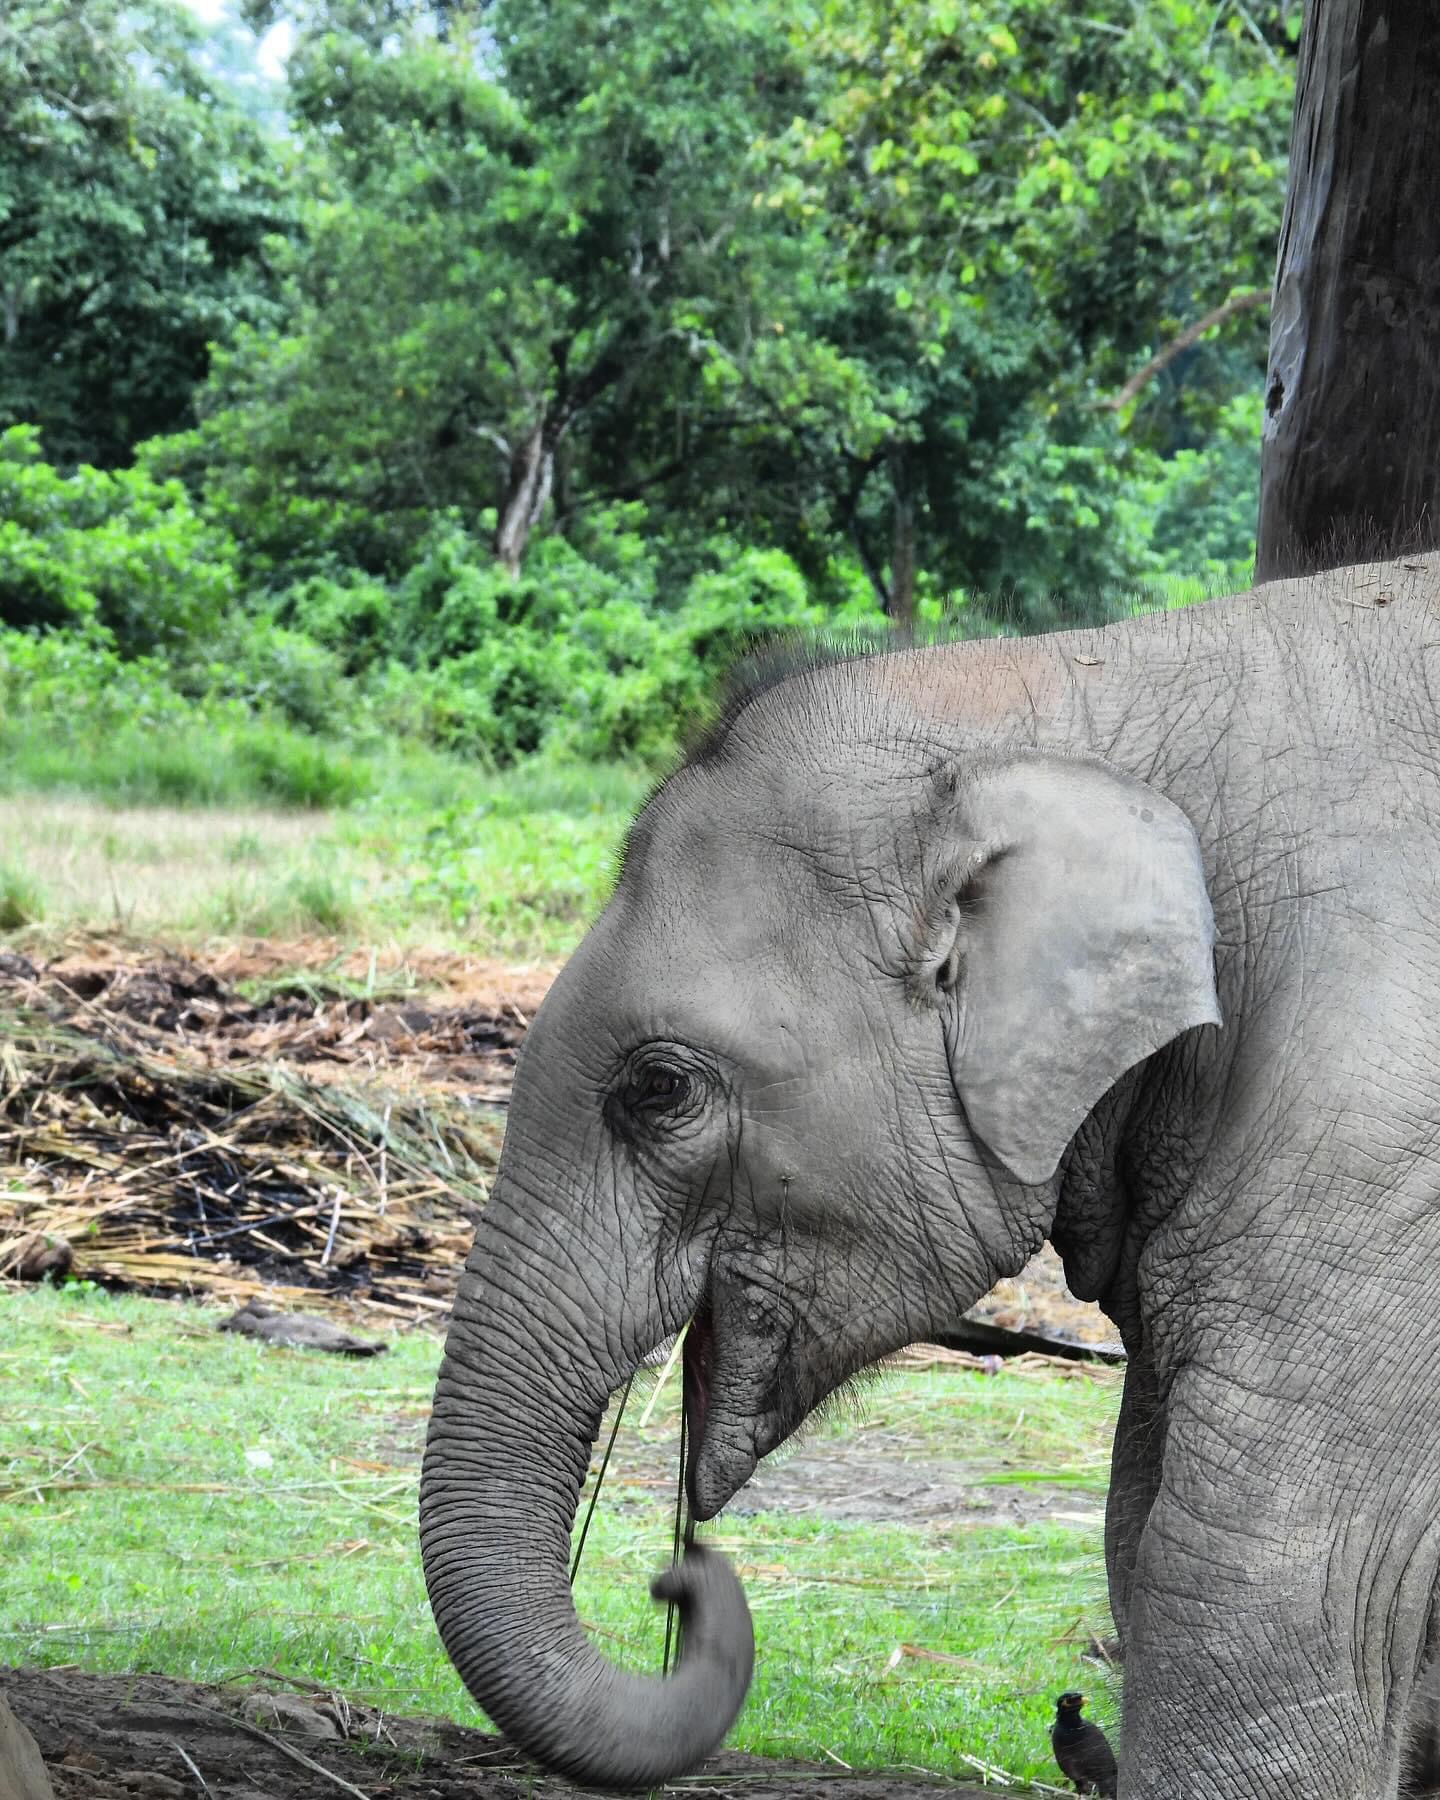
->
[{"left": 1052, "top": 1692, "right": 1118, "bottom": 1796}]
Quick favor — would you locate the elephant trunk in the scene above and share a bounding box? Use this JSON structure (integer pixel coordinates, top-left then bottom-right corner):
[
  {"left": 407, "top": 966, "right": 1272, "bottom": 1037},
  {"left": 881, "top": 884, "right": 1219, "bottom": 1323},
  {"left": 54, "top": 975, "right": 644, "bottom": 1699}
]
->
[{"left": 418, "top": 1234, "right": 754, "bottom": 1788}]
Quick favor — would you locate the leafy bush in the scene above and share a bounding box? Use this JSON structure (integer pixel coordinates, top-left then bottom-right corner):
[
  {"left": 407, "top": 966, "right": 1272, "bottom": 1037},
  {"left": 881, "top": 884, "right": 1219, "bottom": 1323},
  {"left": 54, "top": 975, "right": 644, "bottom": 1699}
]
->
[
  {"left": 278, "top": 570, "right": 395, "bottom": 676},
  {"left": 0, "top": 426, "right": 238, "bottom": 658},
  {"left": 0, "top": 420, "right": 1257, "bottom": 793},
  {"left": 351, "top": 519, "right": 884, "bottom": 765},
  {"left": 0, "top": 624, "right": 196, "bottom": 735},
  {"left": 0, "top": 629, "right": 365, "bottom": 808},
  {"left": 202, "top": 622, "right": 352, "bottom": 736}
]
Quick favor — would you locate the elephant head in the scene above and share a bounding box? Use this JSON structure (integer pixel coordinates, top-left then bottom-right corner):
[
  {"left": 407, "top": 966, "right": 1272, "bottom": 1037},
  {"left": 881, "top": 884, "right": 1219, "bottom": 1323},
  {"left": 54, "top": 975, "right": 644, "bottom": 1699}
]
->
[{"left": 419, "top": 660, "right": 1220, "bottom": 1787}]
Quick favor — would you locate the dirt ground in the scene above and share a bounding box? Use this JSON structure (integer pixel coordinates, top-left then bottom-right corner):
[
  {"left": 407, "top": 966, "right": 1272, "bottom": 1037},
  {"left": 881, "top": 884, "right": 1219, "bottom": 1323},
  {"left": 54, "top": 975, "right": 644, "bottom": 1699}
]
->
[
  {"left": 5, "top": 1667, "right": 1002, "bottom": 1800},
  {"left": 727, "top": 1393, "right": 1107, "bottom": 1531}
]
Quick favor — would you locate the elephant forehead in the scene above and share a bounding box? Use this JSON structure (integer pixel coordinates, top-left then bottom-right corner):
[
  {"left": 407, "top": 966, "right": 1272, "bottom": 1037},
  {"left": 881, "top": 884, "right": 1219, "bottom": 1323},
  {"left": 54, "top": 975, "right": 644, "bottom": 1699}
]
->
[
  {"left": 577, "top": 883, "right": 863, "bottom": 1071},
  {"left": 602, "top": 896, "right": 819, "bottom": 1029},
  {"left": 618, "top": 811, "right": 842, "bottom": 962},
  {"left": 629, "top": 757, "right": 870, "bottom": 878}
]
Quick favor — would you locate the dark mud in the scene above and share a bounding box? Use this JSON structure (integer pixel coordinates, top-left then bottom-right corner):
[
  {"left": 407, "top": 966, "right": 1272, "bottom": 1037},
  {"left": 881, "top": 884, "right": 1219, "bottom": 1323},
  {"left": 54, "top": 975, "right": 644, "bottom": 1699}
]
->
[{"left": 5, "top": 1666, "right": 995, "bottom": 1800}]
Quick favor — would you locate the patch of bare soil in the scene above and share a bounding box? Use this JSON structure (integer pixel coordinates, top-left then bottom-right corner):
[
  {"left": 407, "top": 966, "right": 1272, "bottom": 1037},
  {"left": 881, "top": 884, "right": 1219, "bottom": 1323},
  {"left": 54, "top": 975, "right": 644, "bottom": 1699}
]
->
[
  {"left": 4, "top": 1666, "right": 994, "bottom": 1800},
  {"left": 732, "top": 1409, "right": 1105, "bottom": 1532},
  {"left": 967, "top": 1247, "right": 1120, "bottom": 1357},
  {"left": 205, "top": 938, "right": 563, "bottom": 1020},
  {"left": 0, "top": 939, "right": 1119, "bottom": 1359}
]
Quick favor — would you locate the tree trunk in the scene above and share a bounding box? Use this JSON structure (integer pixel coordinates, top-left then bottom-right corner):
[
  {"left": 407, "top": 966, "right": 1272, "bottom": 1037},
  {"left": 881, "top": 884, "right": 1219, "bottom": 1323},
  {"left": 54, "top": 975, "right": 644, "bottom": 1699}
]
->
[
  {"left": 1256, "top": 4, "right": 1440, "bottom": 581},
  {"left": 494, "top": 419, "right": 554, "bottom": 574},
  {"left": 887, "top": 451, "right": 917, "bottom": 634}
]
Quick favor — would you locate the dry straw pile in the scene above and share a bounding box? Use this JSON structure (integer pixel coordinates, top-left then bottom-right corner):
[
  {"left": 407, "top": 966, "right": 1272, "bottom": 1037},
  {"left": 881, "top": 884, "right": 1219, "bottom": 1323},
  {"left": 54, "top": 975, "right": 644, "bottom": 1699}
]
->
[{"left": 0, "top": 948, "right": 513, "bottom": 1323}]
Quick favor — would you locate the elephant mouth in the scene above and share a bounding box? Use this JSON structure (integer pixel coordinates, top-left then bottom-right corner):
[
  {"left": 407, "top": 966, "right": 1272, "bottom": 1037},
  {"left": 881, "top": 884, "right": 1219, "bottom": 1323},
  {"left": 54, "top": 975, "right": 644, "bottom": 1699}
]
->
[
  {"left": 682, "top": 1301, "right": 714, "bottom": 1512},
  {"left": 682, "top": 1298, "right": 791, "bottom": 1520}
]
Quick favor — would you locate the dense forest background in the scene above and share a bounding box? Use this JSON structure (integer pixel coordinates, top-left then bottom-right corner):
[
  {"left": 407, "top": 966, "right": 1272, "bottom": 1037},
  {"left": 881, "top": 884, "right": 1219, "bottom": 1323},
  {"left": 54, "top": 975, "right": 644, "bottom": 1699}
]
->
[{"left": 1, "top": 0, "right": 1299, "bottom": 775}]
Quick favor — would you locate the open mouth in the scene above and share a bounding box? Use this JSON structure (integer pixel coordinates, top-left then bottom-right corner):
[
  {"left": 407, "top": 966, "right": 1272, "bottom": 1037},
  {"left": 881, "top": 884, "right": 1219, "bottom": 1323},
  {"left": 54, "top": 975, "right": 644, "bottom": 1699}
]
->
[{"left": 681, "top": 1300, "right": 714, "bottom": 1511}]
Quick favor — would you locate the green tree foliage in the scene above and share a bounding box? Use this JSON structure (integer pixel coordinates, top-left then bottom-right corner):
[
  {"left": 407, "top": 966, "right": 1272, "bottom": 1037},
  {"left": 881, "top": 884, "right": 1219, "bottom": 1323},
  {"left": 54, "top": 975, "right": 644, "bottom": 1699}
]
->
[
  {"left": 754, "top": 0, "right": 1298, "bottom": 616},
  {"left": 190, "top": 0, "right": 1293, "bottom": 614},
  {"left": 187, "top": 0, "right": 844, "bottom": 580},
  {"left": 0, "top": 1, "right": 1308, "bottom": 772},
  {"left": 0, "top": 0, "right": 295, "bottom": 467}
]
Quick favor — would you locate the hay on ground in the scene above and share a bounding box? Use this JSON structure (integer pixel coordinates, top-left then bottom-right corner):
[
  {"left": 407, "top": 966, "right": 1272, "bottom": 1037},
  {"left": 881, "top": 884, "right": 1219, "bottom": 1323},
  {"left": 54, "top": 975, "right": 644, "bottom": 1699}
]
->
[{"left": 0, "top": 952, "right": 507, "bottom": 1323}]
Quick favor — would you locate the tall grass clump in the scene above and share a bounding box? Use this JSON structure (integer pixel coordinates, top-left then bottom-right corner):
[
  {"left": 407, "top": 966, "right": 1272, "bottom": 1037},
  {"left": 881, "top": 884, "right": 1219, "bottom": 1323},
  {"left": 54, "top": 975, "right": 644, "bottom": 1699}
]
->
[
  {"left": 0, "top": 862, "right": 44, "bottom": 930},
  {"left": 206, "top": 866, "right": 356, "bottom": 937}
]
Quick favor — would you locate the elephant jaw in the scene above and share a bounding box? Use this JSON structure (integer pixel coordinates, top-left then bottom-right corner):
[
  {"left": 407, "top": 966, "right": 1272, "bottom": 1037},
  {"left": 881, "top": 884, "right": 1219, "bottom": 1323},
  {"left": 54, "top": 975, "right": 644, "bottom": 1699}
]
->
[{"left": 682, "top": 1301, "right": 786, "bottom": 1522}]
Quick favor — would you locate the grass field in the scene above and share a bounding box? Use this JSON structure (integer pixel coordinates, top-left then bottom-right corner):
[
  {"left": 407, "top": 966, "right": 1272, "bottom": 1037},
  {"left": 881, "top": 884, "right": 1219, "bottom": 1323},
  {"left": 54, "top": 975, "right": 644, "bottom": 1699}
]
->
[
  {"left": 1, "top": 1286, "right": 1121, "bottom": 1786},
  {"left": 0, "top": 758, "right": 650, "bottom": 957}
]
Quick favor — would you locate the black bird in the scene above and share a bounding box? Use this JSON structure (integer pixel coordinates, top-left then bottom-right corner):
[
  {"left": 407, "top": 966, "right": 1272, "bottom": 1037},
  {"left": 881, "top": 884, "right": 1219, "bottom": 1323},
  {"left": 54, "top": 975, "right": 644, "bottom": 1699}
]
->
[{"left": 1051, "top": 1691, "right": 1118, "bottom": 1796}]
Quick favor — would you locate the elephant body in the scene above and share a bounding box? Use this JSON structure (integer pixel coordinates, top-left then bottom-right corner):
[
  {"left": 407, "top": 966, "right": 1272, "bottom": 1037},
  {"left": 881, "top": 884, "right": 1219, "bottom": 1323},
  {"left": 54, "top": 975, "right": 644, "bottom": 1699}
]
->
[{"left": 421, "top": 556, "right": 1440, "bottom": 1797}]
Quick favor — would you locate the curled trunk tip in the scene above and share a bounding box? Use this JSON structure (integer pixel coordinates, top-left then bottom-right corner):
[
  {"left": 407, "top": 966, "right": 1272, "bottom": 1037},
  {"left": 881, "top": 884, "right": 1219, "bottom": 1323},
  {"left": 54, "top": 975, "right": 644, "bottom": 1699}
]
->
[{"left": 421, "top": 1331, "right": 755, "bottom": 1787}]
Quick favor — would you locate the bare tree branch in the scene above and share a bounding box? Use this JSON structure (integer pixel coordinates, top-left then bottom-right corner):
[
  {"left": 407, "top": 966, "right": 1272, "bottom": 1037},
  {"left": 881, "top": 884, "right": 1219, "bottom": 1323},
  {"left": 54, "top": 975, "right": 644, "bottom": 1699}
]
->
[{"left": 1100, "top": 287, "right": 1269, "bottom": 412}]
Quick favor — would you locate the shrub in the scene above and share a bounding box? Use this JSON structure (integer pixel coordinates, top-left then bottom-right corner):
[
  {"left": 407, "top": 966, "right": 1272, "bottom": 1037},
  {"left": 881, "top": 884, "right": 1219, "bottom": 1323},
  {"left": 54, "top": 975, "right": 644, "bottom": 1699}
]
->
[
  {"left": 0, "top": 426, "right": 238, "bottom": 657},
  {"left": 278, "top": 571, "right": 395, "bottom": 676},
  {"left": 202, "top": 622, "right": 351, "bottom": 736},
  {"left": 0, "top": 626, "right": 194, "bottom": 736},
  {"left": 678, "top": 544, "right": 824, "bottom": 668},
  {"left": 0, "top": 441, "right": 898, "bottom": 774}
]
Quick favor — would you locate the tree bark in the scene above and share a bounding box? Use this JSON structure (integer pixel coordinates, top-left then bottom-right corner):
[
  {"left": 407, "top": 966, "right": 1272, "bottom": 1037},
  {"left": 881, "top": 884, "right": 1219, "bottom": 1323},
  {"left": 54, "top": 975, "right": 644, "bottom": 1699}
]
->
[
  {"left": 491, "top": 341, "right": 633, "bottom": 572},
  {"left": 494, "top": 419, "right": 554, "bottom": 575},
  {"left": 1256, "top": 4, "right": 1440, "bottom": 581},
  {"left": 887, "top": 450, "right": 917, "bottom": 634}
]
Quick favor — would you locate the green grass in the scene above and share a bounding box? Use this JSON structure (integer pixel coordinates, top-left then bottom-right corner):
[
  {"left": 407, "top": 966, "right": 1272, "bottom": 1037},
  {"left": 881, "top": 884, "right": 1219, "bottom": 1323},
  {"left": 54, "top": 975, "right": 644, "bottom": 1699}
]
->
[
  {"left": 0, "top": 861, "right": 45, "bottom": 930},
  {"left": 1, "top": 1286, "right": 1122, "bottom": 1785},
  {"left": 207, "top": 866, "right": 359, "bottom": 938},
  {"left": 0, "top": 712, "right": 652, "bottom": 820},
  {"left": 0, "top": 717, "right": 369, "bottom": 810},
  {"left": 0, "top": 755, "right": 651, "bottom": 958},
  {"left": 338, "top": 765, "right": 646, "bottom": 954}
]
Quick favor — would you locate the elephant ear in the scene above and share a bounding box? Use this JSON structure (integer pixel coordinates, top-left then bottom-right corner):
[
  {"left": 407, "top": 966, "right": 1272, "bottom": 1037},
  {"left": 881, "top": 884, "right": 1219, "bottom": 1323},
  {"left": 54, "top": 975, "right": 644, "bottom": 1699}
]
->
[{"left": 916, "top": 752, "right": 1221, "bottom": 1186}]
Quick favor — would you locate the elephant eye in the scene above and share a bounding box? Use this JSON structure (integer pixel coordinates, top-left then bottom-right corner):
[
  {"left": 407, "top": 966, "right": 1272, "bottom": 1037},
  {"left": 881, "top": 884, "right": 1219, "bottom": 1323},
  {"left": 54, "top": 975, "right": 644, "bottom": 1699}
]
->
[
  {"left": 606, "top": 1044, "right": 715, "bottom": 1140},
  {"left": 628, "top": 1065, "right": 690, "bottom": 1112}
]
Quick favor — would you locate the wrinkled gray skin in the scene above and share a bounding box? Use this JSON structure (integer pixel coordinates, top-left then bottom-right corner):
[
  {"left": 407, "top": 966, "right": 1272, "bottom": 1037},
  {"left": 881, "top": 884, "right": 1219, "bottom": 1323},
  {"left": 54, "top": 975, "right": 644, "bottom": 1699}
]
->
[{"left": 420, "top": 558, "right": 1440, "bottom": 1797}]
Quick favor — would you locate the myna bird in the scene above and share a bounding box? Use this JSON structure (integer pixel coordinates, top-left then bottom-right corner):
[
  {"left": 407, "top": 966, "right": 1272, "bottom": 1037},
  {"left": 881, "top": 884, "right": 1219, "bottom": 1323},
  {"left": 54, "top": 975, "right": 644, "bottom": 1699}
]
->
[{"left": 1051, "top": 1691, "right": 1118, "bottom": 1796}]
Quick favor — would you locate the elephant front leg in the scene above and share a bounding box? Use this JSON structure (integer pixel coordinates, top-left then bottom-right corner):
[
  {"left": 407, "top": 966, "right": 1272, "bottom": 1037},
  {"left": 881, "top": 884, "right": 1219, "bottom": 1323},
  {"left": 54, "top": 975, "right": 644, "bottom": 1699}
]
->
[
  {"left": 1117, "top": 1456, "right": 1440, "bottom": 1800},
  {"left": 1104, "top": 1344, "right": 1165, "bottom": 1659}
]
